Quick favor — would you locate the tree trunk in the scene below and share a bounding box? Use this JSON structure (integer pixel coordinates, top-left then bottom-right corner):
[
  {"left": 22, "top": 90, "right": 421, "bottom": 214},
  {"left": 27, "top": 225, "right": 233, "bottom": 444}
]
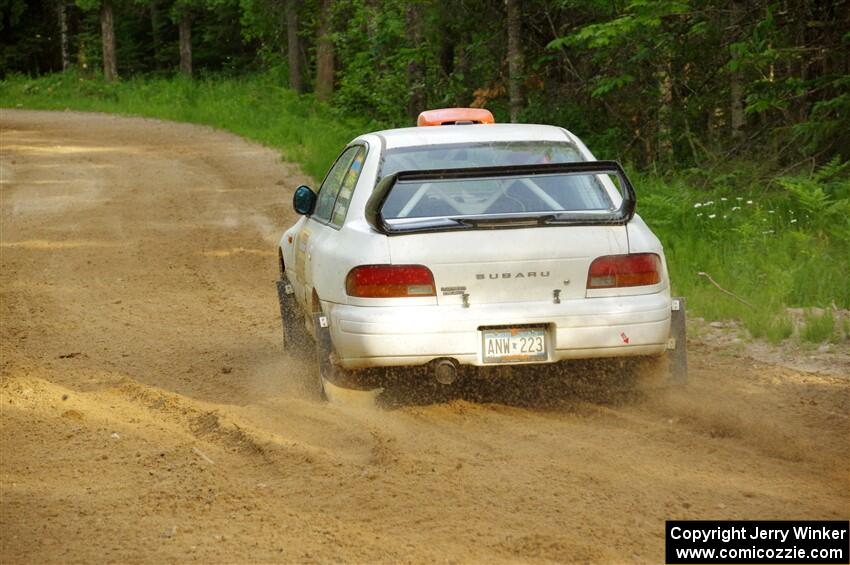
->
[
  {"left": 100, "top": 0, "right": 117, "bottom": 81},
  {"left": 150, "top": 1, "right": 162, "bottom": 70},
  {"left": 315, "top": 0, "right": 334, "bottom": 102},
  {"left": 792, "top": 1, "right": 809, "bottom": 123},
  {"left": 729, "top": 0, "right": 745, "bottom": 140},
  {"left": 406, "top": 2, "right": 425, "bottom": 122},
  {"left": 179, "top": 15, "right": 192, "bottom": 77},
  {"left": 57, "top": 0, "right": 70, "bottom": 71},
  {"left": 730, "top": 76, "right": 745, "bottom": 140},
  {"left": 286, "top": 0, "right": 303, "bottom": 93},
  {"left": 437, "top": 4, "right": 454, "bottom": 78},
  {"left": 505, "top": 0, "right": 523, "bottom": 122},
  {"left": 439, "top": 39, "right": 454, "bottom": 78},
  {"left": 658, "top": 64, "right": 673, "bottom": 162}
]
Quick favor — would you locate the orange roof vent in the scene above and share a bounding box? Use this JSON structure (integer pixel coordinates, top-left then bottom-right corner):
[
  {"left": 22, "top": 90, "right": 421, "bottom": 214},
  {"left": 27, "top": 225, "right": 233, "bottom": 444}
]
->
[{"left": 417, "top": 108, "right": 495, "bottom": 127}]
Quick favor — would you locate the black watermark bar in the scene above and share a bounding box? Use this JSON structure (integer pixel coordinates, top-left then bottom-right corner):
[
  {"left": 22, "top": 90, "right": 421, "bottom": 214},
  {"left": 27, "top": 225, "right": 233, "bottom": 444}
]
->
[{"left": 666, "top": 521, "right": 849, "bottom": 564}]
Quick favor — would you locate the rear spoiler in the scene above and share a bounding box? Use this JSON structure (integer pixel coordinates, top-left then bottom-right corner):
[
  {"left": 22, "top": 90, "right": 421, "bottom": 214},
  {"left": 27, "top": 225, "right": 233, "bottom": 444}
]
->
[{"left": 364, "top": 160, "right": 637, "bottom": 235}]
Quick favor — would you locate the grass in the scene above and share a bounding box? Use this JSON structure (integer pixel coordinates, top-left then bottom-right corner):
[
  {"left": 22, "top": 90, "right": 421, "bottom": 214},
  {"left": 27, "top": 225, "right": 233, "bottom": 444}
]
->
[
  {"left": 635, "top": 169, "right": 850, "bottom": 343},
  {"left": 3, "top": 71, "right": 849, "bottom": 345},
  {"left": 748, "top": 309, "right": 794, "bottom": 345},
  {"left": 800, "top": 309, "right": 837, "bottom": 343}
]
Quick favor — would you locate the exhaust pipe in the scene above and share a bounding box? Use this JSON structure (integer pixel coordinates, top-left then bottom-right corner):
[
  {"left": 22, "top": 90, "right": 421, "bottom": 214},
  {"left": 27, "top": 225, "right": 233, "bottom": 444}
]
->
[{"left": 433, "top": 358, "right": 459, "bottom": 385}]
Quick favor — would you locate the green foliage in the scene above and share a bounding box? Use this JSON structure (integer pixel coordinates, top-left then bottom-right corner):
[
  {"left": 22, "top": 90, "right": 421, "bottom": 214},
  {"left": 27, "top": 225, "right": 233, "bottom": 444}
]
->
[
  {"left": 748, "top": 309, "right": 793, "bottom": 345},
  {"left": 75, "top": 0, "right": 103, "bottom": 12},
  {"left": 793, "top": 87, "right": 850, "bottom": 157},
  {"left": 777, "top": 158, "right": 850, "bottom": 243},
  {"left": 800, "top": 309, "right": 836, "bottom": 344},
  {"left": 636, "top": 161, "right": 850, "bottom": 341},
  {"left": 590, "top": 74, "right": 634, "bottom": 98},
  {"left": 331, "top": 0, "right": 411, "bottom": 126},
  {"left": 1, "top": 0, "right": 60, "bottom": 76},
  {"left": 0, "top": 0, "right": 27, "bottom": 29},
  {"left": 548, "top": 0, "right": 688, "bottom": 49}
]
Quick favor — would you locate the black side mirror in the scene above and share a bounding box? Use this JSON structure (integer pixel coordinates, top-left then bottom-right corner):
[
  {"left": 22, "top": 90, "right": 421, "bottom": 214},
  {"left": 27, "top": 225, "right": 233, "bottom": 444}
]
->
[{"left": 293, "top": 185, "right": 317, "bottom": 215}]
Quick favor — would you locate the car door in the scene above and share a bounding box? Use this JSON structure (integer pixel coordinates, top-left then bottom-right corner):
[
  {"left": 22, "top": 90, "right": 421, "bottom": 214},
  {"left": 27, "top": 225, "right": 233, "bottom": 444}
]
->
[{"left": 300, "top": 144, "right": 367, "bottom": 309}]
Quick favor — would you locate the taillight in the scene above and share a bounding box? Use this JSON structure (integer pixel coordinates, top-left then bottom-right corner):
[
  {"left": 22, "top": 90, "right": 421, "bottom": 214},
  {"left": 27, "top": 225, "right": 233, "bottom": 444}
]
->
[
  {"left": 587, "top": 253, "right": 661, "bottom": 289},
  {"left": 346, "top": 265, "right": 436, "bottom": 298}
]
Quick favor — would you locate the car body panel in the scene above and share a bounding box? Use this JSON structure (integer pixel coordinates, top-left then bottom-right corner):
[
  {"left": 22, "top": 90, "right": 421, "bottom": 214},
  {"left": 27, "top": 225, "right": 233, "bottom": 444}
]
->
[
  {"left": 327, "top": 291, "right": 670, "bottom": 368},
  {"left": 386, "top": 225, "right": 630, "bottom": 304}
]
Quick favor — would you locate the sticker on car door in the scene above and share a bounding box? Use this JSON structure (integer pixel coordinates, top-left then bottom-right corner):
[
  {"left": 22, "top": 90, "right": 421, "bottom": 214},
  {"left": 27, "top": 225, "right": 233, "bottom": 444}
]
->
[{"left": 295, "top": 229, "right": 310, "bottom": 282}]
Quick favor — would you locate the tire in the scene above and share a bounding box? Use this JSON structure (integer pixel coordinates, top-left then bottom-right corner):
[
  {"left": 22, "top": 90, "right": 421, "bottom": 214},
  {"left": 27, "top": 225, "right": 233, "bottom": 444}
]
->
[{"left": 276, "top": 279, "right": 310, "bottom": 356}]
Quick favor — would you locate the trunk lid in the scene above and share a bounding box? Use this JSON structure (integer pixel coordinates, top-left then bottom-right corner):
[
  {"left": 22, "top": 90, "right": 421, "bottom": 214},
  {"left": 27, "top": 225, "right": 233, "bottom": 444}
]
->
[{"left": 388, "top": 225, "right": 629, "bottom": 305}]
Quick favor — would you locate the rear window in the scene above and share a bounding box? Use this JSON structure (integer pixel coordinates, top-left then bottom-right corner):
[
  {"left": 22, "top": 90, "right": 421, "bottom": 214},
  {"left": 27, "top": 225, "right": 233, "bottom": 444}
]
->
[
  {"left": 381, "top": 172, "right": 614, "bottom": 219},
  {"left": 378, "top": 141, "right": 612, "bottom": 219},
  {"left": 380, "top": 141, "right": 582, "bottom": 178},
  {"left": 367, "top": 160, "right": 635, "bottom": 234}
]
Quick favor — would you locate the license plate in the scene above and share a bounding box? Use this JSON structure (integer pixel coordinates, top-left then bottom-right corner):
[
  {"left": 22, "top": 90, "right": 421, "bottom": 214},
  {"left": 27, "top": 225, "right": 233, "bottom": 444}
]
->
[{"left": 482, "top": 327, "right": 547, "bottom": 364}]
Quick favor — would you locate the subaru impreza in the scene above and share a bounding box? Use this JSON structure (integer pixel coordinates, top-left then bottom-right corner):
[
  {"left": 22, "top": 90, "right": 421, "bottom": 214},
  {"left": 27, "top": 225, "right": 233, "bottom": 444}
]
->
[{"left": 276, "top": 108, "right": 686, "bottom": 396}]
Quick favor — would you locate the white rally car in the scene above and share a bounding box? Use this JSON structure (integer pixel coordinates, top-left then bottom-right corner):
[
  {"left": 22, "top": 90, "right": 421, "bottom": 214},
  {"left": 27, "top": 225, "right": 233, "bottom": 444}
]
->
[{"left": 276, "top": 108, "right": 686, "bottom": 396}]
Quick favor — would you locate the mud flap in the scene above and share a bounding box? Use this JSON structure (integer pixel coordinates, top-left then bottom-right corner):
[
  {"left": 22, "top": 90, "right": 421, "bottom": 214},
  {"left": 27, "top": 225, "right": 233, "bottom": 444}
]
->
[
  {"left": 312, "top": 313, "right": 383, "bottom": 405},
  {"left": 276, "top": 279, "right": 304, "bottom": 352},
  {"left": 313, "top": 312, "right": 334, "bottom": 395},
  {"left": 667, "top": 296, "right": 688, "bottom": 384}
]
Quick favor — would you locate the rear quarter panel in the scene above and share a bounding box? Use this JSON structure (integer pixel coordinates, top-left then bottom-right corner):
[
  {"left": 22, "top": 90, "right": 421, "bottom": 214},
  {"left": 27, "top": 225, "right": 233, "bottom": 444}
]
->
[{"left": 311, "top": 219, "right": 392, "bottom": 305}]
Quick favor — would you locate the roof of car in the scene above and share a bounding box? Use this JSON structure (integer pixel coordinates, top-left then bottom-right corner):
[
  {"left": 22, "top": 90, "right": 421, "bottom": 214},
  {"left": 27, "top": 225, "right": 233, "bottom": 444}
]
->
[{"left": 362, "top": 123, "right": 575, "bottom": 150}]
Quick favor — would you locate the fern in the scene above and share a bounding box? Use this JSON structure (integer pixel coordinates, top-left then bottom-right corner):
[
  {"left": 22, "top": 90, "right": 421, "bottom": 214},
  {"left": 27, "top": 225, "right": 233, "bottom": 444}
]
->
[
  {"left": 779, "top": 161, "right": 850, "bottom": 246},
  {"left": 813, "top": 156, "right": 850, "bottom": 183}
]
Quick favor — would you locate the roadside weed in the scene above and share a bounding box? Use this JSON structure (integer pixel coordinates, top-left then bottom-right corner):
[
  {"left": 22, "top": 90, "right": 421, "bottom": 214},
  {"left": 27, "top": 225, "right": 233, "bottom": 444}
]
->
[
  {"left": 800, "top": 309, "right": 837, "bottom": 343},
  {"left": 637, "top": 165, "right": 849, "bottom": 343},
  {"left": 748, "top": 309, "right": 794, "bottom": 345}
]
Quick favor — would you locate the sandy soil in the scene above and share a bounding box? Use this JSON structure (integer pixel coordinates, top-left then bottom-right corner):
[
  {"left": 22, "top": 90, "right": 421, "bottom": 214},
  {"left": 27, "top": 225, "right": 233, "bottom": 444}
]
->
[{"left": 1, "top": 109, "right": 848, "bottom": 564}]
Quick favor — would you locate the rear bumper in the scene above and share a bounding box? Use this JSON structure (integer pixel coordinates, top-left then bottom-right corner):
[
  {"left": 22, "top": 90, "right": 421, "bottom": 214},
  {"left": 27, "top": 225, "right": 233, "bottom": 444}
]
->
[{"left": 327, "top": 292, "right": 671, "bottom": 369}]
